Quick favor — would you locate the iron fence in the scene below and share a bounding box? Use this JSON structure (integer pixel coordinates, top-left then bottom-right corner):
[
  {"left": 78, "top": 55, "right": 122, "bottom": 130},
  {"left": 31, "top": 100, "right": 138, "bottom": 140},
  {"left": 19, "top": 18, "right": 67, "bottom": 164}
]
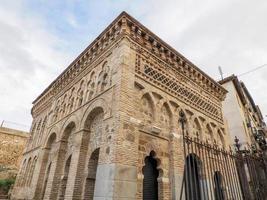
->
[{"left": 179, "top": 111, "right": 267, "bottom": 200}]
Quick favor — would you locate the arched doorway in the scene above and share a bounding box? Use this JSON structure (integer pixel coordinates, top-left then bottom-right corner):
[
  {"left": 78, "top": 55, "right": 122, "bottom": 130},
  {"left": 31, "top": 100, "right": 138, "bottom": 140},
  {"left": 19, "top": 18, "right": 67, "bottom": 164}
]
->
[
  {"left": 185, "top": 154, "right": 202, "bottom": 200},
  {"left": 83, "top": 148, "right": 100, "bottom": 200},
  {"left": 142, "top": 151, "right": 159, "bottom": 200}
]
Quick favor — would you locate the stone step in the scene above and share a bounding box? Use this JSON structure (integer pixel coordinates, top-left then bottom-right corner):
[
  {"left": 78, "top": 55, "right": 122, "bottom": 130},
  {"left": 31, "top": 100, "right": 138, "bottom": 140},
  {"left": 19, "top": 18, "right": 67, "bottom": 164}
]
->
[{"left": 0, "top": 194, "right": 8, "bottom": 200}]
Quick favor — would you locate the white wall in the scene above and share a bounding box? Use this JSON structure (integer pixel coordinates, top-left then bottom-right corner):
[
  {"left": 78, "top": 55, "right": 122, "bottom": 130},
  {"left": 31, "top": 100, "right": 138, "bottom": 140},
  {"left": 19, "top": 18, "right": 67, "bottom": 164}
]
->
[{"left": 222, "top": 81, "right": 251, "bottom": 148}]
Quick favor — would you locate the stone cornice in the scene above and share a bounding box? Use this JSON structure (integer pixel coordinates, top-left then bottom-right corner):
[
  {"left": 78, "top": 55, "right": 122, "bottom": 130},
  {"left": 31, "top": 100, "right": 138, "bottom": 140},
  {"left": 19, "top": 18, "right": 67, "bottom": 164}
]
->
[{"left": 32, "top": 11, "right": 227, "bottom": 115}]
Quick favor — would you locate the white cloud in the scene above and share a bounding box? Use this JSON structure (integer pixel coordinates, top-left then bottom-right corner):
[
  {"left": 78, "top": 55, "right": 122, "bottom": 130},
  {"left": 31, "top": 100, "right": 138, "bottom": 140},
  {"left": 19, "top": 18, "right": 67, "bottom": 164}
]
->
[
  {"left": 1, "top": 0, "right": 267, "bottom": 131},
  {"left": 0, "top": 1, "right": 72, "bottom": 131},
  {"left": 134, "top": 0, "right": 267, "bottom": 121}
]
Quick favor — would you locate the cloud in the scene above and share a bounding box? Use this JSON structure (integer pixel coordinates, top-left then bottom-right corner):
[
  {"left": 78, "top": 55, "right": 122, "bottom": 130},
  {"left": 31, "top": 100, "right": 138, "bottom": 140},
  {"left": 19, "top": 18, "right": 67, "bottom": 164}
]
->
[
  {"left": 1, "top": 0, "right": 267, "bottom": 131},
  {"left": 0, "top": 1, "right": 73, "bottom": 130},
  {"left": 134, "top": 0, "right": 267, "bottom": 121}
]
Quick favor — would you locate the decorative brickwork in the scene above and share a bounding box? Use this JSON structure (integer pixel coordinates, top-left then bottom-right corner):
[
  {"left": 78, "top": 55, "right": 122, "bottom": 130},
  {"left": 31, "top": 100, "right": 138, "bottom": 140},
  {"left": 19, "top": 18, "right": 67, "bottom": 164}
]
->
[
  {"left": 135, "top": 53, "right": 223, "bottom": 123},
  {"left": 12, "top": 12, "right": 230, "bottom": 200}
]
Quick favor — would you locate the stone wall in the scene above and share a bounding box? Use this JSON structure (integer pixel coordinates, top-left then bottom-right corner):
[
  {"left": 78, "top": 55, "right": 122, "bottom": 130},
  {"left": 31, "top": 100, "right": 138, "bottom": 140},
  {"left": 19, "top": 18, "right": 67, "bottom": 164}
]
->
[{"left": 0, "top": 127, "right": 28, "bottom": 179}]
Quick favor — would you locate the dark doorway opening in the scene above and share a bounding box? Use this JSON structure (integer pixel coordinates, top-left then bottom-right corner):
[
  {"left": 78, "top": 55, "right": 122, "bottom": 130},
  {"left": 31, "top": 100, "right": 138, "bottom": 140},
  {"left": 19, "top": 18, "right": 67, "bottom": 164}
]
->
[{"left": 143, "top": 151, "right": 159, "bottom": 200}]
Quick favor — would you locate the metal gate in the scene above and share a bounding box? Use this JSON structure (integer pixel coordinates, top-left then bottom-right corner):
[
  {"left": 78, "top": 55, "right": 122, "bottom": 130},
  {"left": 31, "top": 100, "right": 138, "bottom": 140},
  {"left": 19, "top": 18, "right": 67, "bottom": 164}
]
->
[
  {"left": 179, "top": 111, "right": 267, "bottom": 200},
  {"left": 235, "top": 139, "right": 267, "bottom": 200}
]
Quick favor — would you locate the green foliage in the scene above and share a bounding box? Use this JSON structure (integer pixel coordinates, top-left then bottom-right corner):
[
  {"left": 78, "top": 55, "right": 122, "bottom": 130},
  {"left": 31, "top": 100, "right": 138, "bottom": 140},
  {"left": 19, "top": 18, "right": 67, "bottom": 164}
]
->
[{"left": 0, "top": 178, "right": 15, "bottom": 194}]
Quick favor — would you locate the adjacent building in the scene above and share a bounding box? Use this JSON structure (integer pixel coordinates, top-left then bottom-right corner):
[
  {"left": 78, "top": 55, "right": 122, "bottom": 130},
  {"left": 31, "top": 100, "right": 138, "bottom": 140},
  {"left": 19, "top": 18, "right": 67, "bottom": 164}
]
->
[
  {"left": 0, "top": 126, "right": 28, "bottom": 179},
  {"left": 12, "top": 12, "right": 233, "bottom": 200},
  {"left": 219, "top": 75, "right": 267, "bottom": 151}
]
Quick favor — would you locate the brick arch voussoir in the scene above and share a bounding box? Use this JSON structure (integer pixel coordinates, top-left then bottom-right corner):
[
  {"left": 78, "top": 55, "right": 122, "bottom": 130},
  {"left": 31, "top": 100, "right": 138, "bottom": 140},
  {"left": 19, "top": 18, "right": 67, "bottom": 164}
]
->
[
  {"left": 140, "top": 91, "right": 157, "bottom": 114},
  {"left": 193, "top": 116, "right": 204, "bottom": 130},
  {"left": 60, "top": 114, "right": 80, "bottom": 140},
  {"left": 43, "top": 126, "right": 60, "bottom": 148},
  {"left": 80, "top": 98, "right": 111, "bottom": 130},
  {"left": 161, "top": 101, "right": 174, "bottom": 119}
]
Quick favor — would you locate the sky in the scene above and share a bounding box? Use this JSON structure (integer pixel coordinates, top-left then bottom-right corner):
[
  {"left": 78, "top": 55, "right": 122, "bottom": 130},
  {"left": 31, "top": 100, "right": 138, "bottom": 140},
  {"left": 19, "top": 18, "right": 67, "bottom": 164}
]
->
[{"left": 0, "top": 0, "right": 267, "bottom": 131}]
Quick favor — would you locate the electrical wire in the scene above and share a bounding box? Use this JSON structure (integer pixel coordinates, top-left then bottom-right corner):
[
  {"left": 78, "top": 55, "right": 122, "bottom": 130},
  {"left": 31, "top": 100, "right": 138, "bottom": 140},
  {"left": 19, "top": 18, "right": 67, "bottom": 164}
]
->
[
  {"left": 237, "top": 64, "right": 267, "bottom": 77},
  {"left": 1, "top": 120, "right": 30, "bottom": 128}
]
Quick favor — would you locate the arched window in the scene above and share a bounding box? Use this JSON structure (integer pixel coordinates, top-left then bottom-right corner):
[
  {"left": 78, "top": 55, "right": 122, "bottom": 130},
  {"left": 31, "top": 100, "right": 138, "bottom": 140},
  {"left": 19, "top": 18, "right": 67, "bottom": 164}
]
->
[
  {"left": 67, "top": 87, "right": 76, "bottom": 113},
  {"left": 37, "top": 117, "right": 47, "bottom": 146},
  {"left": 83, "top": 148, "right": 100, "bottom": 200},
  {"left": 142, "top": 151, "right": 159, "bottom": 200},
  {"left": 17, "top": 159, "right": 27, "bottom": 186},
  {"left": 193, "top": 118, "right": 202, "bottom": 139},
  {"left": 88, "top": 82, "right": 95, "bottom": 100},
  {"left": 78, "top": 90, "right": 84, "bottom": 106},
  {"left": 69, "top": 97, "right": 75, "bottom": 112},
  {"left": 217, "top": 130, "right": 225, "bottom": 148},
  {"left": 185, "top": 154, "right": 202, "bottom": 200},
  {"left": 206, "top": 124, "right": 214, "bottom": 143},
  {"left": 27, "top": 156, "right": 38, "bottom": 186},
  {"left": 30, "top": 123, "right": 36, "bottom": 140},
  {"left": 53, "top": 100, "right": 60, "bottom": 122},
  {"left": 23, "top": 158, "right": 32, "bottom": 187},
  {"left": 32, "top": 120, "right": 42, "bottom": 148},
  {"left": 87, "top": 71, "right": 96, "bottom": 101},
  {"left": 160, "top": 103, "right": 171, "bottom": 128},
  {"left": 77, "top": 80, "right": 85, "bottom": 107},
  {"left": 141, "top": 94, "right": 154, "bottom": 125},
  {"left": 98, "top": 62, "right": 110, "bottom": 93}
]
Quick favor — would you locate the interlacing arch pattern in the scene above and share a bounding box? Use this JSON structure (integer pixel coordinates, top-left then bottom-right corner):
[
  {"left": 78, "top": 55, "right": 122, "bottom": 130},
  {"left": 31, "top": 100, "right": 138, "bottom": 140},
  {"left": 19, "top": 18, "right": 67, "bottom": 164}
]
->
[
  {"left": 52, "top": 60, "right": 112, "bottom": 125},
  {"left": 139, "top": 89, "right": 226, "bottom": 144},
  {"left": 16, "top": 156, "right": 38, "bottom": 188},
  {"left": 135, "top": 53, "right": 223, "bottom": 123},
  {"left": 25, "top": 60, "right": 112, "bottom": 156},
  {"left": 29, "top": 115, "right": 48, "bottom": 150}
]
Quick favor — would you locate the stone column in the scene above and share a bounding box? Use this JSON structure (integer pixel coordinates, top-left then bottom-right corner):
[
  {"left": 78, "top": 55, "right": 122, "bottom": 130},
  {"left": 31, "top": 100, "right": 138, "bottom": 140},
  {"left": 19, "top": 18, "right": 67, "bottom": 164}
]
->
[
  {"left": 169, "top": 131, "right": 185, "bottom": 200},
  {"left": 32, "top": 148, "right": 50, "bottom": 200},
  {"left": 64, "top": 129, "right": 88, "bottom": 200},
  {"left": 43, "top": 141, "right": 64, "bottom": 200}
]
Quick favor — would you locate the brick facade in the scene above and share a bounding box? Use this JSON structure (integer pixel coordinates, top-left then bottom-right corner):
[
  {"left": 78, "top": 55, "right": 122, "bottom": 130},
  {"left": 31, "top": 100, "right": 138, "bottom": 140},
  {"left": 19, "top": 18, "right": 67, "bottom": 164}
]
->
[{"left": 11, "top": 12, "right": 229, "bottom": 200}]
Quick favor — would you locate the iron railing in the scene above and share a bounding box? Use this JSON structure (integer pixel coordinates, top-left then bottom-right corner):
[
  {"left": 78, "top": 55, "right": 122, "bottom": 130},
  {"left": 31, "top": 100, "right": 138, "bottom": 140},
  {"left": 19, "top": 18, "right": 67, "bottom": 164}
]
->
[{"left": 179, "top": 111, "right": 267, "bottom": 200}]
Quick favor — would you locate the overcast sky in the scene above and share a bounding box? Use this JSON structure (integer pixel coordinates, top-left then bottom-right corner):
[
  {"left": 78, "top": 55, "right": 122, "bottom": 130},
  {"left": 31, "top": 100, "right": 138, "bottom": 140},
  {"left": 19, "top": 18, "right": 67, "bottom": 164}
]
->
[{"left": 1, "top": 0, "right": 267, "bottom": 131}]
